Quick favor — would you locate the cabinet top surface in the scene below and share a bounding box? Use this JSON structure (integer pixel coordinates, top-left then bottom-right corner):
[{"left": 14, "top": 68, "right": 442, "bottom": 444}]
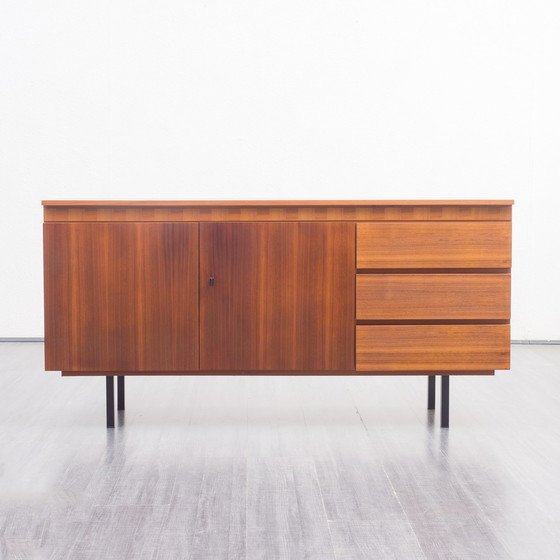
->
[{"left": 42, "top": 200, "right": 514, "bottom": 207}]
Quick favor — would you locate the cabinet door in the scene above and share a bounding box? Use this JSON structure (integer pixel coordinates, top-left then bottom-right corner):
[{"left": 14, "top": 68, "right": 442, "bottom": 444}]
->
[
  {"left": 44, "top": 223, "right": 199, "bottom": 372},
  {"left": 200, "top": 222, "right": 355, "bottom": 371}
]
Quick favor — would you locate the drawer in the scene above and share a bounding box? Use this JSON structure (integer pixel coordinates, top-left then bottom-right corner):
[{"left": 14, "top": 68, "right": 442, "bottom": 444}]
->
[
  {"left": 356, "top": 325, "right": 510, "bottom": 371},
  {"left": 356, "top": 274, "right": 511, "bottom": 320},
  {"left": 357, "top": 222, "right": 512, "bottom": 268}
]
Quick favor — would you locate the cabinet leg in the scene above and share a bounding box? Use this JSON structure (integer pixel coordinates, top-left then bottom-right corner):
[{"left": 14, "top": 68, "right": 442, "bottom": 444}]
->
[
  {"left": 428, "top": 375, "right": 436, "bottom": 410},
  {"left": 117, "top": 376, "right": 125, "bottom": 411},
  {"left": 441, "top": 376, "right": 449, "bottom": 428},
  {"left": 106, "top": 376, "right": 115, "bottom": 428}
]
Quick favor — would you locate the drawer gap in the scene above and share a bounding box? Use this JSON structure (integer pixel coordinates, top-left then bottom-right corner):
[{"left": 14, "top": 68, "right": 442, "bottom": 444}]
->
[
  {"left": 356, "top": 319, "right": 510, "bottom": 325},
  {"left": 357, "top": 268, "right": 511, "bottom": 274}
]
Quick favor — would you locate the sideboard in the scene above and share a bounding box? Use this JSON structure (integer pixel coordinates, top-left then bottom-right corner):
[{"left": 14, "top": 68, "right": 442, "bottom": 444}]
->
[{"left": 42, "top": 200, "right": 513, "bottom": 428}]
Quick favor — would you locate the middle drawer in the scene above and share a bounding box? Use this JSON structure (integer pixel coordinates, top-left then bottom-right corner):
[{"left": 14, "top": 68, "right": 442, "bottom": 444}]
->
[{"left": 356, "top": 274, "right": 511, "bottom": 320}]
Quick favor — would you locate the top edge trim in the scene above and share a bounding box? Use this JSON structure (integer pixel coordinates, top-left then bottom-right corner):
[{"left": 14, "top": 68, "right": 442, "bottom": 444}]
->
[{"left": 42, "top": 200, "right": 515, "bottom": 207}]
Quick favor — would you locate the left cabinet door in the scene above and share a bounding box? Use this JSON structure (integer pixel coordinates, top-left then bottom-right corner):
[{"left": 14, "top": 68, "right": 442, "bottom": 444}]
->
[{"left": 44, "top": 223, "right": 199, "bottom": 372}]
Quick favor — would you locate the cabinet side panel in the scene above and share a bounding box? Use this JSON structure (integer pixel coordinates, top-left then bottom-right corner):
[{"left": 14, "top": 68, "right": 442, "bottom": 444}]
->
[
  {"left": 199, "top": 222, "right": 355, "bottom": 371},
  {"left": 44, "top": 223, "right": 199, "bottom": 371}
]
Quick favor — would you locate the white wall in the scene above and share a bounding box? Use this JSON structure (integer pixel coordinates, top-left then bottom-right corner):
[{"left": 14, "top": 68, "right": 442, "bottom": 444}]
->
[{"left": 1, "top": 1, "right": 558, "bottom": 339}]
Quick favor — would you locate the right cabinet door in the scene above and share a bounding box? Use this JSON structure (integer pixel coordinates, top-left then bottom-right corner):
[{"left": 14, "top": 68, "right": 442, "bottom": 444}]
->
[{"left": 199, "top": 222, "right": 355, "bottom": 371}]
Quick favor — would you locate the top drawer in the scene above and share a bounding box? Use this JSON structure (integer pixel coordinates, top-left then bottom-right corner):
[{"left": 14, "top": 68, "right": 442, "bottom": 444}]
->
[{"left": 357, "top": 222, "right": 511, "bottom": 269}]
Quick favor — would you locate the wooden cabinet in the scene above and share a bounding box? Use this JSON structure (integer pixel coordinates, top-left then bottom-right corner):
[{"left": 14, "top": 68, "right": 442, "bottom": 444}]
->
[{"left": 42, "top": 200, "right": 513, "bottom": 426}]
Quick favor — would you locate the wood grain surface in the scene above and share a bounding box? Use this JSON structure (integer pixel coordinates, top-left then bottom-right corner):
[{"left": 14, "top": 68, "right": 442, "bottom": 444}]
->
[
  {"left": 356, "top": 325, "right": 510, "bottom": 371},
  {"left": 357, "top": 222, "right": 512, "bottom": 268},
  {"left": 356, "top": 274, "right": 511, "bottom": 320},
  {"left": 43, "top": 205, "right": 512, "bottom": 223},
  {"left": 44, "top": 223, "right": 199, "bottom": 371},
  {"left": 199, "top": 222, "right": 355, "bottom": 371}
]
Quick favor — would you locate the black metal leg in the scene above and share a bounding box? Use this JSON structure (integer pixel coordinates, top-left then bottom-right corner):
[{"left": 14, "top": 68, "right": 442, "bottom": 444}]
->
[
  {"left": 428, "top": 375, "right": 436, "bottom": 410},
  {"left": 441, "top": 375, "right": 449, "bottom": 428},
  {"left": 106, "top": 376, "right": 115, "bottom": 428},
  {"left": 117, "top": 376, "right": 125, "bottom": 411}
]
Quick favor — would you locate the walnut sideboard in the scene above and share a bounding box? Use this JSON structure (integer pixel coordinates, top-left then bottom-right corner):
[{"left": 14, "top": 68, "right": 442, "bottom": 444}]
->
[{"left": 43, "top": 200, "right": 513, "bottom": 428}]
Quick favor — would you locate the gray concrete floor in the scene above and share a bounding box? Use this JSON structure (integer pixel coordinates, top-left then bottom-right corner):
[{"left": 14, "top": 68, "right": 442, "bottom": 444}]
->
[{"left": 0, "top": 342, "right": 559, "bottom": 559}]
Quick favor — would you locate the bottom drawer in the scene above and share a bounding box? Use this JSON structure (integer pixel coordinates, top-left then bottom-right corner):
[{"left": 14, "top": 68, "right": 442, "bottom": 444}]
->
[{"left": 356, "top": 325, "right": 510, "bottom": 371}]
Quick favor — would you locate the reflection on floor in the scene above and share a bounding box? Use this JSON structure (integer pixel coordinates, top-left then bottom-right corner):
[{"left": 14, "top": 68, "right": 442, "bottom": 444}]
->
[{"left": 0, "top": 342, "right": 559, "bottom": 559}]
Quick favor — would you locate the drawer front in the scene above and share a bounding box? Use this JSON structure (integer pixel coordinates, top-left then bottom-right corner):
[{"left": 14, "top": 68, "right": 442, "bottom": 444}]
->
[
  {"left": 356, "top": 274, "right": 511, "bottom": 320},
  {"left": 356, "top": 325, "right": 510, "bottom": 371},
  {"left": 357, "top": 222, "right": 512, "bottom": 268}
]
